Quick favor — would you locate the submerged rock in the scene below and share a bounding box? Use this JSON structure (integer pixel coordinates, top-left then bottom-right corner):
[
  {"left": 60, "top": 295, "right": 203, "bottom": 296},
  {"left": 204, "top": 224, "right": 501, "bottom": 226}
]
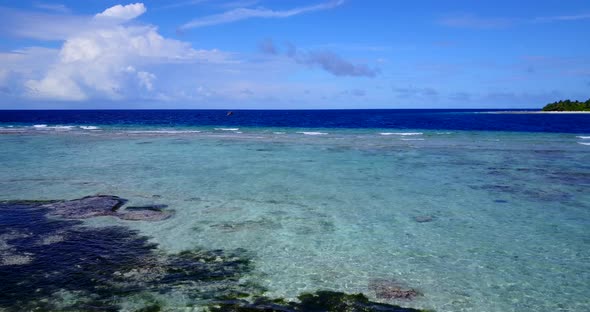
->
[
  {"left": 368, "top": 278, "right": 422, "bottom": 300},
  {"left": 0, "top": 200, "right": 256, "bottom": 311},
  {"left": 413, "top": 216, "right": 434, "bottom": 223},
  {"left": 118, "top": 209, "right": 174, "bottom": 221},
  {"left": 120, "top": 205, "right": 173, "bottom": 221},
  {"left": 0, "top": 198, "right": 432, "bottom": 312},
  {"left": 126, "top": 204, "right": 169, "bottom": 210},
  {"left": 41, "top": 195, "right": 127, "bottom": 219},
  {"left": 208, "top": 291, "right": 430, "bottom": 312},
  {"left": 0, "top": 199, "right": 58, "bottom": 205},
  {"left": 28, "top": 195, "right": 175, "bottom": 222}
]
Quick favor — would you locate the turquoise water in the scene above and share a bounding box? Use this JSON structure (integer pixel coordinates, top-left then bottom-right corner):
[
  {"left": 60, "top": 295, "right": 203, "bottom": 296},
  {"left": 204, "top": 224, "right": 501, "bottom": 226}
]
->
[{"left": 1, "top": 127, "right": 589, "bottom": 311}]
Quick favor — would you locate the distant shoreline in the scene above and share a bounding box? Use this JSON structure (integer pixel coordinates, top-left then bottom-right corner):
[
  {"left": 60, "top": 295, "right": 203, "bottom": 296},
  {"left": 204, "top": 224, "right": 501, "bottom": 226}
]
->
[{"left": 484, "top": 111, "right": 590, "bottom": 114}]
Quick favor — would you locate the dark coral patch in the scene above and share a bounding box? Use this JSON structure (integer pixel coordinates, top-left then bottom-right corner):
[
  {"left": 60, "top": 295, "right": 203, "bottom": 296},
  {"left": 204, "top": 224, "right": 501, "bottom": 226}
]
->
[
  {"left": 0, "top": 198, "right": 432, "bottom": 312},
  {"left": 0, "top": 201, "right": 256, "bottom": 311},
  {"left": 120, "top": 205, "right": 173, "bottom": 221},
  {"left": 413, "top": 215, "right": 434, "bottom": 223},
  {"left": 208, "top": 291, "right": 429, "bottom": 312},
  {"left": 41, "top": 195, "right": 127, "bottom": 219},
  {"left": 30, "top": 195, "right": 174, "bottom": 221},
  {"left": 368, "top": 278, "right": 422, "bottom": 300}
]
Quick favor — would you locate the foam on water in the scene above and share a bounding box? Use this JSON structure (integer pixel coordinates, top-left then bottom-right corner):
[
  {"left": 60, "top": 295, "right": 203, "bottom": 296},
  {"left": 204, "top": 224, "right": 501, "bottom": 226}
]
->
[
  {"left": 576, "top": 136, "right": 590, "bottom": 139},
  {"left": 297, "top": 131, "right": 328, "bottom": 135},
  {"left": 578, "top": 142, "right": 590, "bottom": 145},
  {"left": 380, "top": 132, "right": 423, "bottom": 136},
  {"left": 32, "top": 125, "right": 74, "bottom": 131},
  {"left": 215, "top": 128, "right": 240, "bottom": 131},
  {"left": 79, "top": 126, "right": 100, "bottom": 130},
  {"left": 0, "top": 129, "right": 588, "bottom": 312}
]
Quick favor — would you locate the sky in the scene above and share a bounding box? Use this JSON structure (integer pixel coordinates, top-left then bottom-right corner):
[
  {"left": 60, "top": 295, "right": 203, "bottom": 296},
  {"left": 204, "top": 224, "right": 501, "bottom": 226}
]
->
[{"left": 0, "top": 0, "right": 589, "bottom": 109}]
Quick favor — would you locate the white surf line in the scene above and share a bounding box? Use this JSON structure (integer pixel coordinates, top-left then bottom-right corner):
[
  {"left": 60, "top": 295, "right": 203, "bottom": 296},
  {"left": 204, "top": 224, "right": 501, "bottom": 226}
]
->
[
  {"left": 297, "top": 131, "right": 328, "bottom": 135},
  {"left": 379, "top": 132, "right": 423, "bottom": 136}
]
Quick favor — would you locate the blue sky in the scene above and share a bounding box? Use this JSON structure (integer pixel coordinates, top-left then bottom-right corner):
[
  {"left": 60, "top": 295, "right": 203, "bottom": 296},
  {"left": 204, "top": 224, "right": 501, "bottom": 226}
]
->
[{"left": 0, "top": 0, "right": 589, "bottom": 109}]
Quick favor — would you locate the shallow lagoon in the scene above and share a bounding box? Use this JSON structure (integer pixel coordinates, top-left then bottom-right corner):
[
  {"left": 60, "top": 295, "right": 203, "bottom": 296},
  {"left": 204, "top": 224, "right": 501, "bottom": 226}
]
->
[{"left": 0, "top": 127, "right": 589, "bottom": 311}]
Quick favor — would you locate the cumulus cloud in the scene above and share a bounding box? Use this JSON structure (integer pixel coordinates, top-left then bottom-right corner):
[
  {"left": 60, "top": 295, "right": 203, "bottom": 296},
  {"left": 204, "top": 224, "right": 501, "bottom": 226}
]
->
[
  {"left": 179, "top": 0, "right": 343, "bottom": 30},
  {"left": 95, "top": 3, "right": 146, "bottom": 21},
  {"left": 0, "top": 47, "right": 58, "bottom": 96},
  {"left": 26, "top": 73, "right": 87, "bottom": 100},
  {"left": 24, "top": 3, "right": 230, "bottom": 101}
]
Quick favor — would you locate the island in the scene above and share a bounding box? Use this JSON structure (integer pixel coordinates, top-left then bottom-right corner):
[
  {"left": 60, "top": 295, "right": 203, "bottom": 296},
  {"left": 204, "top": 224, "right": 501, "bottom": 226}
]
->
[{"left": 542, "top": 99, "right": 590, "bottom": 111}]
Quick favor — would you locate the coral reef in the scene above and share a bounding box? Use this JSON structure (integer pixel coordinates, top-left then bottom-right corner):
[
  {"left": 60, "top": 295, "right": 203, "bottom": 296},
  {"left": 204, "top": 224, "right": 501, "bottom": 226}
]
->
[
  {"left": 0, "top": 197, "right": 431, "bottom": 312},
  {"left": 208, "top": 291, "right": 430, "bottom": 312},
  {"left": 39, "top": 195, "right": 173, "bottom": 221}
]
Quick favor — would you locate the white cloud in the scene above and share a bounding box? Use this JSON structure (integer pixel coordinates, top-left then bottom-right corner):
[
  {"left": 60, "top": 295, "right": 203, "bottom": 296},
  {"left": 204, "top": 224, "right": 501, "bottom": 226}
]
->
[
  {"left": 137, "top": 71, "right": 156, "bottom": 91},
  {"left": 26, "top": 72, "right": 87, "bottom": 100},
  {"left": 95, "top": 3, "right": 146, "bottom": 21},
  {"left": 23, "top": 3, "right": 232, "bottom": 101},
  {"left": 0, "top": 2, "right": 351, "bottom": 106},
  {"left": 0, "top": 47, "right": 58, "bottom": 96},
  {"left": 179, "top": 0, "right": 344, "bottom": 30}
]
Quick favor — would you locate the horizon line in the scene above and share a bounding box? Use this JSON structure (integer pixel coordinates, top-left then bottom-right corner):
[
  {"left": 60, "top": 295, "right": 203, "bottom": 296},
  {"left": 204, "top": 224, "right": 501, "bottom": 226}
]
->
[{"left": 0, "top": 108, "right": 541, "bottom": 111}]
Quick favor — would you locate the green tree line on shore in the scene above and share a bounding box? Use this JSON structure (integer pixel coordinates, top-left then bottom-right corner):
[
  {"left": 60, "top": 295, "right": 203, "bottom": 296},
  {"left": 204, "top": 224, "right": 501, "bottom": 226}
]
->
[{"left": 542, "top": 99, "right": 590, "bottom": 111}]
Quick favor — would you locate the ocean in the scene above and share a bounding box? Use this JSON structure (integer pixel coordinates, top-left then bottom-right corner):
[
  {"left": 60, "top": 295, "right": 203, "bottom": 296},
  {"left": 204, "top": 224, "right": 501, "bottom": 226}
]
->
[{"left": 0, "top": 109, "right": 589, "bottom": 311}]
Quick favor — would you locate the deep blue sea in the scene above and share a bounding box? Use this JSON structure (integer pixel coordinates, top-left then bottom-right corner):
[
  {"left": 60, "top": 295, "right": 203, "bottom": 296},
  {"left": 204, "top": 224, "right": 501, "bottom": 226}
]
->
[
  {"left": 1, "top": 109, "right": 589, "bottom": 133},
  {"left": 1, "top": 109, "right": 589, "bottom": 311}
]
